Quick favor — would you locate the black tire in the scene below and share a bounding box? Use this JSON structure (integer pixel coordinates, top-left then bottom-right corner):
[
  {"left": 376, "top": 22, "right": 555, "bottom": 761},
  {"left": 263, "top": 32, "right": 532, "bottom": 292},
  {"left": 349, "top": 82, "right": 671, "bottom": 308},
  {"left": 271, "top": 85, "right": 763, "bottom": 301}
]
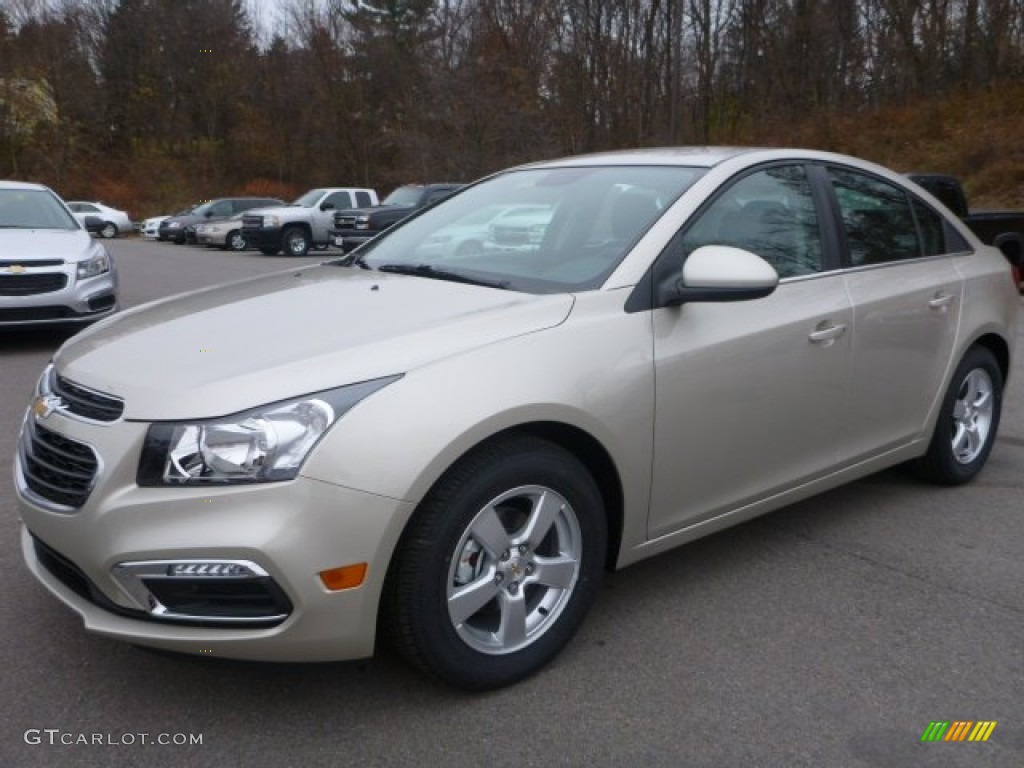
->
[
  {"left": 383, "top": 435, "right": 606, "bottom": 690},
  {"left": 282, "top": 226, "right": 310, "bottom": 257},
  {"left": 226, "top": 230, "right": 247, "bottom": 251},
  {"left": 915, "top": 346, "right": 1003, "bottom": 485},
  {"left": 100, "top": 221, "right": 118, "bottom": 239},
  {"left": 259, "top": 247, "right": 279, "bottom": 256}
]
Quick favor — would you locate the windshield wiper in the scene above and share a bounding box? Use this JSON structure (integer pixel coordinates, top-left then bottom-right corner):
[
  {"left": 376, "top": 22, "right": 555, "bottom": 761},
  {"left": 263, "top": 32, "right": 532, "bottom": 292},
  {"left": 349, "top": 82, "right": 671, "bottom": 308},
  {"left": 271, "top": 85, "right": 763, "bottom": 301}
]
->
[{"left": 376, "top": 263, "right": 509, "bottom": 289}]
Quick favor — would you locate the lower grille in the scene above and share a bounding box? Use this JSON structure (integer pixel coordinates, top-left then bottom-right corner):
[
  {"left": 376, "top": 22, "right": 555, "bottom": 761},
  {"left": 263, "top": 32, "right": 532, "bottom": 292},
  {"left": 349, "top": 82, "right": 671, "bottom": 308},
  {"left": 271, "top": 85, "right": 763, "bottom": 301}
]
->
[
  {"left": 0, "top": 306, "right": 76, "bottom": 322},
  {"left": 32, "top": 536, "right": 291, "bottom": 628},
  {"left": 0, "top": 273, "right": 68, "bottom": 296},
  {"left": 19, "top": 420, "right": 99, "bottom": 510}
]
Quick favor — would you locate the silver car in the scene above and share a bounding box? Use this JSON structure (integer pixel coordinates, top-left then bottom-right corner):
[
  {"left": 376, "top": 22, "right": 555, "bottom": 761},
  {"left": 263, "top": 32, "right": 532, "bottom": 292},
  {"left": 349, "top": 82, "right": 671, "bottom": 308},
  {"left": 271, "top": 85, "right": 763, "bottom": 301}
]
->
[
  {"left": 195, "top": 212, "right": 249, "bottom": 251},
  {"left": 0, "top": 181, "right": 118, "bottom": 327},
  {"left": 15, "top": 149, "right": 1017, "bottom": 689}
]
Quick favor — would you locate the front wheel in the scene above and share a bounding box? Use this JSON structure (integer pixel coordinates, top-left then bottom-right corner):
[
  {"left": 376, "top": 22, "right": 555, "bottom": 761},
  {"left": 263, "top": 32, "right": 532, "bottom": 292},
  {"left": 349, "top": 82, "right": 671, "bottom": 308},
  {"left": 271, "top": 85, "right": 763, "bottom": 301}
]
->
[
  {"left": 915, "top": 346, "right": 1003, "bottom": 485},
  {"left": 100, "top": 221, "right": 118, "bottom": 239},
  {"left": 384, "top": 436, "right": 606, "bottom": 690},
  {"left": 226, "top": 230, "right": 247, "bottom": 251},
  {"left": 282, "top": 226, "right": 310, "bottom": 257}
]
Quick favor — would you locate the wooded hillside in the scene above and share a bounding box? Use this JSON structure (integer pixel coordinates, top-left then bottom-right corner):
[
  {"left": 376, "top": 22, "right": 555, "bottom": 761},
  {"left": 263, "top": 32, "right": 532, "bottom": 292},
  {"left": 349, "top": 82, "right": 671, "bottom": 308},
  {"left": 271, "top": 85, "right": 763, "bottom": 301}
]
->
[{"left": 2, "top": 0, "right": 1022, "bottom": 217}]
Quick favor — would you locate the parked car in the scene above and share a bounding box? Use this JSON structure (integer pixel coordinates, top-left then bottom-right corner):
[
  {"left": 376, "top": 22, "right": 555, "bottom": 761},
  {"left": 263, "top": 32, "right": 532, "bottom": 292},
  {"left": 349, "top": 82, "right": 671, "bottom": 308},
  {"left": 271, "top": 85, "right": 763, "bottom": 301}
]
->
[
  {"left": 159, "top": 197, "right": 283, "bottom": 244},
  {"left": 16, "top": 149, "right": 1017, "bottom": 690},
  {"left": 485, "top": 205, "right": 554, "bottom": 252},
  {"left": 906, "top": 173, "right": 1024, "bottom": 291},
  {"left": 242, "top": 188, "right": 379, "bottom": 257},
  {"left": 0, "top": 181, "right": 117, "bottom": 326},
  {"left": 195, "top": 212, "right": 249, "bottom": 251},
  {"left": 66, "top": 201, "right": 133, "bottom": 239},
  {"left": 330, "top": 183, "right": 462, "bottom": 253},
  {"left": 140, "top": 215, "right": 170, "bottom": 239},
  {"left": 416, "top": 204, "right": 549, "bottom": 259}
]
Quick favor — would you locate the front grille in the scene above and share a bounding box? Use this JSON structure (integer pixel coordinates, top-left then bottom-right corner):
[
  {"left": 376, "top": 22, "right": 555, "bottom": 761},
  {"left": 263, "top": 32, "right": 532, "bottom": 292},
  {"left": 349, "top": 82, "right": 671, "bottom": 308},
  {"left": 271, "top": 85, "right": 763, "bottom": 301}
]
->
[
  {"left": 241, "top": 214, "right": 263, "bottom": 230},
  {"left": 0, "top": 259, "right": 63, "bottom": 267},
  {"left": 52, "top": 373, "right": 124, "bottom": 422},
  {"left": 19, "top": 420, "right": 99, "bottom": 509},
  {"left": 0, "top": 273, "right": 68, "bottom": 296},
  {"left": 334, "top": 214, "right": 357, "bottom": 228}
]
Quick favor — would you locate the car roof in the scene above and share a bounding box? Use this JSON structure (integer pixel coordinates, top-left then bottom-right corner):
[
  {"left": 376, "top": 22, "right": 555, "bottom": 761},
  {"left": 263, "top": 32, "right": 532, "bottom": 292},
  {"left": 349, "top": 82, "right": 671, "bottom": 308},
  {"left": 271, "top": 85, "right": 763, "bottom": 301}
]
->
[
  {"left": 517, "top": 146, "right": 892, "bottom": 171},
  {"left": 0, "top": 180, "right": 50, "bottom": 192}
]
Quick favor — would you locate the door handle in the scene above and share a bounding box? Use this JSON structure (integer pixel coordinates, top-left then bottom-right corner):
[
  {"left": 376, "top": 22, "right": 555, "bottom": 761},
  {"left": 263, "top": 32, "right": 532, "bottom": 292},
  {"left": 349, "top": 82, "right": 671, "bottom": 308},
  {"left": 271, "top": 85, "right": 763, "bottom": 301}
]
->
[
  {"left": 808, "top": 322, "right": 847, "bottom": 345},
  {"left": 928, "top": 292, "right": 955, "bottom": 309}
]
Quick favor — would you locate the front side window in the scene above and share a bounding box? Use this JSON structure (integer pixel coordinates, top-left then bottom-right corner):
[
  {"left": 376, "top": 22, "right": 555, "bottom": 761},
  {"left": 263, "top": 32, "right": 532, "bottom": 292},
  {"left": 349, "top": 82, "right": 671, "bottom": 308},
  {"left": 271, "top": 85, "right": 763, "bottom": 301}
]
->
[
  {"left": 829, "top": 168, "right": 919, "bottom": 266},
  {"left": 680, "top": 164, "right": 824, "bottom": 279},
  {"left": 323, "top": 191, "right": 353, "bottom": 210}
]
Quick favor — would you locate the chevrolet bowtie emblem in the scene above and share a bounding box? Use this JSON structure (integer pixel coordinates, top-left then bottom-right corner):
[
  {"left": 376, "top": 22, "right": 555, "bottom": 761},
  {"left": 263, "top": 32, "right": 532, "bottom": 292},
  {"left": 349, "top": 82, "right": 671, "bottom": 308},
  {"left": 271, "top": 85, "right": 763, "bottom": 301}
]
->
[
  {"left": 5, "top": 265, "right": 27, "bottom": 274},
  {"left": 32, "top": 395, "right": 61, "bottom": 419}
]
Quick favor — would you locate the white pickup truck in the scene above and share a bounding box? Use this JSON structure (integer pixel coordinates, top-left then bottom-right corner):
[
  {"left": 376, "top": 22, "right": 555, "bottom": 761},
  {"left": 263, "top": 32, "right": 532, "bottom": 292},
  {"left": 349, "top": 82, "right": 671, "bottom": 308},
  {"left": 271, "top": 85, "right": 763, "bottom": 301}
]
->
[{"left": 241, "top": 187, "right": 378, "bottom": 256}]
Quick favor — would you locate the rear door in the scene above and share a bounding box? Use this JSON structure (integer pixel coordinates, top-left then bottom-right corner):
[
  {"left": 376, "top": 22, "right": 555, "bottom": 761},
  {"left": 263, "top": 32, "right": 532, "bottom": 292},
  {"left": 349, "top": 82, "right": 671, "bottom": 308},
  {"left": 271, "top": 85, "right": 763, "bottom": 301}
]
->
[{"left": 825, "top": 166, "right": 963, "bottom": 461}]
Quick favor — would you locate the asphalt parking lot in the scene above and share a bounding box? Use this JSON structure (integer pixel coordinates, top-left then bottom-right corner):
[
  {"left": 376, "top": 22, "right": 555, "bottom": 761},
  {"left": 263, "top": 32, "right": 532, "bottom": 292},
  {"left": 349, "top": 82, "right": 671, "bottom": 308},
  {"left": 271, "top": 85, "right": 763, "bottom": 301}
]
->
[{"left": 1, "top": 238, "right": 1022, "bottom": 768}]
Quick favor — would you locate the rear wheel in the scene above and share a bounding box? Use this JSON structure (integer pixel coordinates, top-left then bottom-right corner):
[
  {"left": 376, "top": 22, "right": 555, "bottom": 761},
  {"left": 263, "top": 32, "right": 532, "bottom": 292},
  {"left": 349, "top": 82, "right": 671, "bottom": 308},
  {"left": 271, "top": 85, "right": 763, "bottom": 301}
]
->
[
  {"left": 915, "top": 346, "right": 1003, "bottom": 484},
  {"left": 384, "top": 436, "right": 606, "bottom": 690},
  {"left": 100, "top": 221, "right": 118, "bottom": 239}
]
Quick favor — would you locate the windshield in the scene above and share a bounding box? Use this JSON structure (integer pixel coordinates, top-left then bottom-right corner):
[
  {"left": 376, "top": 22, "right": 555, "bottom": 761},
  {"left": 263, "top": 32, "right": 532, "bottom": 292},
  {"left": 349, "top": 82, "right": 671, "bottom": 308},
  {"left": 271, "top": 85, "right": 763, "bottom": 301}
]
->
[
  {"left": 349, "top": 166, "right": 705, "bottom": 293},
  {"left": 292, "top": 189, "right": 325, "bottom": 207},
  {"left": 382, "top": 186, "right": 426, "bottom": 207},
  {"left": 0, "top": 188, "right": 79, "bottom": 230}
]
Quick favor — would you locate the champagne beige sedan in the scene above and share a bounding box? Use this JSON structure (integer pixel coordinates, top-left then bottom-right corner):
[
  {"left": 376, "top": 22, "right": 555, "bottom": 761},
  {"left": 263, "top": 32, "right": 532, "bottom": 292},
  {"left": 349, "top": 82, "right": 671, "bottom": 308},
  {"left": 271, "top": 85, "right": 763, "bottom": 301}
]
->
[{"left": 15, "top": 148, "right": 1018, "bottom": 689}]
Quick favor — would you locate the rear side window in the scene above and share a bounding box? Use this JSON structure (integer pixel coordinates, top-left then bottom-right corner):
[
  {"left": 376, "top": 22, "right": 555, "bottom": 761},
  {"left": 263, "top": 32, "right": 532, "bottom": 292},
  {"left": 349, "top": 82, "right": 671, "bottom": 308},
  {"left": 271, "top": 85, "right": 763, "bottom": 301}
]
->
[
  {"left": 912, "top": 199, "right": 969, "bottom": 256},
  {"left": 829, "top": 169, "right": 919, "bottom": 266},
  {"left": 355, "top": 191, "right": 373, "bottom": 207}
]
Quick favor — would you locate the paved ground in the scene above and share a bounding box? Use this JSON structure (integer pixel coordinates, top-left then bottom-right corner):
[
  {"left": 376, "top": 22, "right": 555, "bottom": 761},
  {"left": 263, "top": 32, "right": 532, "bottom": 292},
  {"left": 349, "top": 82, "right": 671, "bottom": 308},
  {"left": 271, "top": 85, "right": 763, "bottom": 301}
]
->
[{"left": 1, "top": 239, "right": 1022, "bottom": 767}]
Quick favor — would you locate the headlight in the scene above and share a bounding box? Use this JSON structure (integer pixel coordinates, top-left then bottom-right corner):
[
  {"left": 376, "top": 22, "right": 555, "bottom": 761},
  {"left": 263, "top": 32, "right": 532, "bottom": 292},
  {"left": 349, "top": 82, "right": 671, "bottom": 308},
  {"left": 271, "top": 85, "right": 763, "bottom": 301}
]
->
[
  {"left": 262, "top": 215, "right": 280, "bottom": 228},
  {"left": 77, "top": 250, "right": 111, "bottom": 279},
  {"left": 137, "top": 376, "right": 400, "bottom": 486},
  {"left": 167, "top": 221, "right": 181, "bottom": 229}
]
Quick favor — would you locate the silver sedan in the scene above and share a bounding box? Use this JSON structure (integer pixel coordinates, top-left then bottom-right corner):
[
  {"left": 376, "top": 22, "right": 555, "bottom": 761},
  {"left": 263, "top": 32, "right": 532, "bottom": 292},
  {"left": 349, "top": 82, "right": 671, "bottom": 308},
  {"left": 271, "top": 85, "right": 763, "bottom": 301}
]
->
[
  {"left": 15, "top": 148, "right": 1018, "bottom": 689},
  {"left": 1, "top": 182, "right": 118, "bottom": 326}
]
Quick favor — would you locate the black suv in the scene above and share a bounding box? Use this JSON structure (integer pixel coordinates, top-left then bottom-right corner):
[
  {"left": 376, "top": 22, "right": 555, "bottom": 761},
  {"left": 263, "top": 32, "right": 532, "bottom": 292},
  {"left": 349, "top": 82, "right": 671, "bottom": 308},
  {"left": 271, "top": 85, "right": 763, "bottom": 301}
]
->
[
  {"left": 330, "top": 183, "right": 462, "bottom": 253},
  {"left": 158, "top": 197, "right": 283, "bottom": 244}
]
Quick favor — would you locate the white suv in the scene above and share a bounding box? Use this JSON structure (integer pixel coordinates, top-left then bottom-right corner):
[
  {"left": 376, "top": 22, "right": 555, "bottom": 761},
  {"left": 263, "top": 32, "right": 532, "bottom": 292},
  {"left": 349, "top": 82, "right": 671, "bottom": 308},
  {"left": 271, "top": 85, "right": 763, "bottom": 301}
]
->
[{"left": 0, "top": 181, "right": 118, "bottom": 326}]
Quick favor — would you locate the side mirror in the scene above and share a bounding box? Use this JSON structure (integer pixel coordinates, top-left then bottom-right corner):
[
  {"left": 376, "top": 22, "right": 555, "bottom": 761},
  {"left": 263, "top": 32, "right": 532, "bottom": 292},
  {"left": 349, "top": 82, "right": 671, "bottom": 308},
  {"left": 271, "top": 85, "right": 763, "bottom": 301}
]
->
[
  {"left": 657, "top": 245, "right": 779, "bottom": 306},
  {"left": 83, "top": 215, "right": 104, "bottom": 234}
]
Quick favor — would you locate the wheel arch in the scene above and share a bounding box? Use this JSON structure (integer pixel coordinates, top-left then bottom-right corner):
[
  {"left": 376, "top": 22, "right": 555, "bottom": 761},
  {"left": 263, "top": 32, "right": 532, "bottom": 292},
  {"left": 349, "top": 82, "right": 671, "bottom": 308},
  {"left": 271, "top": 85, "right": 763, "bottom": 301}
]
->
[
  {"left": 971, "top": 332, "right": 1010, "bottom": 385},
  {"left": 386, "top": 420, "right": 625, "bottom": 579}
]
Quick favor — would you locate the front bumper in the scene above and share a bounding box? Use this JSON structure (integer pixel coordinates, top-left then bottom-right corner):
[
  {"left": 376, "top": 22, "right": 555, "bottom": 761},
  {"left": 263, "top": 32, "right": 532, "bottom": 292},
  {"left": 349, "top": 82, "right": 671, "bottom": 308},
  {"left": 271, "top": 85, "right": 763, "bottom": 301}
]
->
[
  {"left": 329, "top": 229, "right": 373, "bottom": 253},
  {"left": 240, "top": 226, "right": 281, "bottom": 251},
  {"left": 0, "top": 266, "right": 117, "bottom": 327},
  {"left": 16, "top": 407, "right": 414, "bottom": 661}
]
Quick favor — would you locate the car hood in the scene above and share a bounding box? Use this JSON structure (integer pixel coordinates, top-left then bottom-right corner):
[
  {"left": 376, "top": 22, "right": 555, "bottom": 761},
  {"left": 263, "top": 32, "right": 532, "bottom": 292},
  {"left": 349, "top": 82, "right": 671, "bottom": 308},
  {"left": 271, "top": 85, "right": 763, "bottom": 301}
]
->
[
  {"left": 55, "top": 265, "right": 574, "bottom": 420},
  {"left": 338, "top": 204, "right": 410, "bottom": 217},
  {"left": 0, "top": 228, "right": 99, "bottom": 263}
]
